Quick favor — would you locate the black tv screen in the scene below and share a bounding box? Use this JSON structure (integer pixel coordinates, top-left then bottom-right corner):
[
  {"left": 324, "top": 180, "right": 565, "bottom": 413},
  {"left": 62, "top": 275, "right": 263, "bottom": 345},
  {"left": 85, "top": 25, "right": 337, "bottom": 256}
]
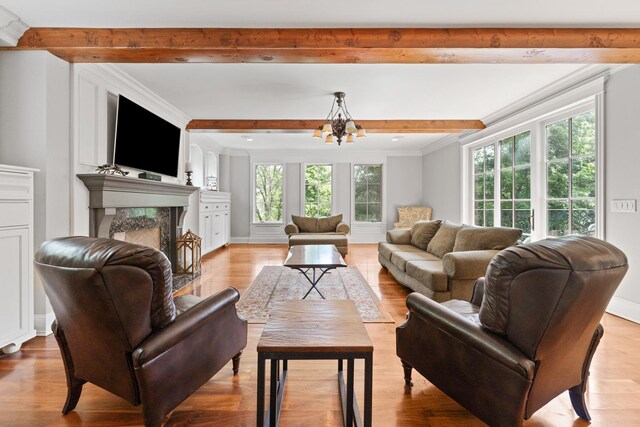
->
[{"left": 113, "top": 95, "right": 181, "bottom": 177}]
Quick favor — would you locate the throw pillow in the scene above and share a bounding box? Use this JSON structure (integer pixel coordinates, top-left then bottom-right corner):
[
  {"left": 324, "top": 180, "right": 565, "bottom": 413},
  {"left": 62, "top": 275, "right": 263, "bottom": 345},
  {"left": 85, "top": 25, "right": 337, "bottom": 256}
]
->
[
  {"left": 410, "top": 220, "right": 442, "bottom": 250},
  {"left": 317, "top": 214, "right": 343, "bottom": 232},
  {"left": 453, "top": 226, "right": 522, "bottom": 252},
  {"left": 426, "top": 220, "right": 462, "bottom": 258},
  {"left": 291, "top": 215, "right": 318, "bottom": 232}
]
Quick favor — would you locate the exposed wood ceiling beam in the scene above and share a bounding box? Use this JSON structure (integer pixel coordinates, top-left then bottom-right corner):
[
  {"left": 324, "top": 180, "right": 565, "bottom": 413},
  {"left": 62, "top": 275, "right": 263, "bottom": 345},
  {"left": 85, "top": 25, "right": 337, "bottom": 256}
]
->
[
  {"left": 12, "top": 27, "right": 640, "bottom": 63},
  {"left": 186, "top": 119, "right": 485, "bottom": 133}
]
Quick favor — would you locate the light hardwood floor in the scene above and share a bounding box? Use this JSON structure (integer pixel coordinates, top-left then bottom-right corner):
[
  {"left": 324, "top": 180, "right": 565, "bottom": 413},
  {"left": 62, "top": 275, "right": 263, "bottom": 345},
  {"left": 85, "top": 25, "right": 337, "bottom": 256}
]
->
[{"left": 1, "top": 243, "right": 639, "bottom": 426}]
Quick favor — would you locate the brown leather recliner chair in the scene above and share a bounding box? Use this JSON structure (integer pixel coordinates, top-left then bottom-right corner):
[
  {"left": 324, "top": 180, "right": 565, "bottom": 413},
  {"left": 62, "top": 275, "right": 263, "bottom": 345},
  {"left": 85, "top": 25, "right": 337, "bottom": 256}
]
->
[
  {"left": 34, "top": 236, "right": 248, "bottom": 427},
  {"left": 396, "top": 235, "right": 628, "bottom": 426}
]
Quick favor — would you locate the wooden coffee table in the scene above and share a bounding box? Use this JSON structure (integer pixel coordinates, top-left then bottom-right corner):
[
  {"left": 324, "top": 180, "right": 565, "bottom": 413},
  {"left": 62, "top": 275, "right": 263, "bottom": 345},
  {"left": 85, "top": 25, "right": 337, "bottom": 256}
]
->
[
  {"left": 257, "top": 300, "right": 373, "bottom": 427},
  {"left": 284, "top": 244, "right": 347, "bottom": 299}
]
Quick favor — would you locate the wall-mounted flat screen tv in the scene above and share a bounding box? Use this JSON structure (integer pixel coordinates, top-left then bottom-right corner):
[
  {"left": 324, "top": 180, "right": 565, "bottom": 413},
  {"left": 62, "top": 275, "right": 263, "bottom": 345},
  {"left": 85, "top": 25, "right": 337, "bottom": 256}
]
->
[{"left": 113, "top": 95, "right": 181, "bottom": 177}]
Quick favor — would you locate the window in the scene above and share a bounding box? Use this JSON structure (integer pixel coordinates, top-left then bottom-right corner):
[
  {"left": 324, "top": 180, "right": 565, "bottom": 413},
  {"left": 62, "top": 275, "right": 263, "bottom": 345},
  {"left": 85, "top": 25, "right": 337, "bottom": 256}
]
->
[
  {"left": 465, "top": 101, "right": 599, "bottom": 241},
  {"left": 545, "top": 112, "right": 597, "bottom": 237},
  {"left": 254, "top": 164, "right": 283, "bottom": 223},
  {"left": 473, "top": 145, "right": 495, "bottom": 226},
  {"left": 304, "top": 164, "right": 332, "bottom": 217},
  {"left": 500, "top": 131, "right": 532, "bottom": 238},
  {"left": 354, "top": 164, "right": 382, "bottom": 222}
]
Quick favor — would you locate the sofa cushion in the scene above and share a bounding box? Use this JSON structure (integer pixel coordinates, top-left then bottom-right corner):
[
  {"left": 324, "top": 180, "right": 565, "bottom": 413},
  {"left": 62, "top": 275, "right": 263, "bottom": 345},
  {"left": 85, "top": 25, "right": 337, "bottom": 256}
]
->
[
  {"left": 378, "top": 242, "right": 423, "bottom": 261},
  {"left": 317, "top": 214, "right": 343, "bottom": 232},
  {"left": 405, "top": 260, "right": 448, "bottom": 292},
  {"left": 453, "top": 226, "right": 522, "bottom": 252},
  {"left": 427, "top": 220, "right": 462, "bottom": 258},
  {"left": 391, "top": 251, "right": 441, "bottom": 271},
  {"left": 410, "top": 219, "right": 442, "bottom": 250},
  {"left": 291, "top": 215, "right": 318, "bottom": 232}
]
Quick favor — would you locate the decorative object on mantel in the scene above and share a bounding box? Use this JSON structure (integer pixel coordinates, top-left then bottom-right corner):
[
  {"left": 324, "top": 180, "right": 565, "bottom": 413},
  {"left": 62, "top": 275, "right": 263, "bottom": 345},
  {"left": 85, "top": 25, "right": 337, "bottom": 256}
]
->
[
  {"left": 312, "top": 91, "right": 367, "bottom": 146},
  {"left": 185, "top": 161, "right": 193, "bottom": 186},
  {"left": 95, "top": 164, "right": 129, "bottom": 176},
  {"left": 206, "top": 175, "right": 218, "bottom": 191},
  {"left": 176, "top": 229, "right": 201, "bottom": 275}
]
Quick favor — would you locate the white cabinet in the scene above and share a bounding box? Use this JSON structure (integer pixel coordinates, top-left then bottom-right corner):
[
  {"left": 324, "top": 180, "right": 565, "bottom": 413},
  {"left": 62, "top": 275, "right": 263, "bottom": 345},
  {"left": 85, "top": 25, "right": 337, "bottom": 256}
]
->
[
  {"left": 199, "top": 191, "right": 231, "bottom": 255},
  {"left": 0, "top": 165, "right": 36, "bottom": 354}
]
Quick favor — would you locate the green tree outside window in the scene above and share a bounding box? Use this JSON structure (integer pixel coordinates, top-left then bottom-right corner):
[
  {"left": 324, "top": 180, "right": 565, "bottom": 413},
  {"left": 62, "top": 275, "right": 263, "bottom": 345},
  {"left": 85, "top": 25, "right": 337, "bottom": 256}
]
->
[
  {"left": 305, "top": 164, "right": 332, "bottom": 217},
  {"left": 354, "top": 164, "right": 382, "bottom": 222},
  {"left": 254, "top": 164, "right": 283, "bottom": 223}
]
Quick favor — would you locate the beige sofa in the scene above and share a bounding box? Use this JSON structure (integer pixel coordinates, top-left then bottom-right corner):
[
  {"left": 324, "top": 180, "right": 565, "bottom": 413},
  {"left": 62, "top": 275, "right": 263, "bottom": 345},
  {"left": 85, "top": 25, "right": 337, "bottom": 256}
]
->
[
  {"left": 285, "top": 214, "right": 350, "bottom": 255},
  {"left": 379, "top": 220, "right": 521, "bottom": 302}
]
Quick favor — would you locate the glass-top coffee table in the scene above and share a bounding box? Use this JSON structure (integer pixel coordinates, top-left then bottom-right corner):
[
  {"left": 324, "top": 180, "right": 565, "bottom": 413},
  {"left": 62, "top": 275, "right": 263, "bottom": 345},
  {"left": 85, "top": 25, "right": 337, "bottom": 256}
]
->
[{"left": 283, "top": 244, "right": 347, "bottom": 299}]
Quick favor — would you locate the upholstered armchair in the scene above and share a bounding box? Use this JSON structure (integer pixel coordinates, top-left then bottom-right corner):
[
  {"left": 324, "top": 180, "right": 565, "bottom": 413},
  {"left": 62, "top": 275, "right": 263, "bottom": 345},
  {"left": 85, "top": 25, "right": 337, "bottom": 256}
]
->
[
  {"left": 394, "top": 206, "right": 432, "bottom": 229},
  {"left": 34, "top": 237, "right": 248, "bottom": 427},
  {"left": 396, "top": 235, "right": 628, "bottom": 426}
]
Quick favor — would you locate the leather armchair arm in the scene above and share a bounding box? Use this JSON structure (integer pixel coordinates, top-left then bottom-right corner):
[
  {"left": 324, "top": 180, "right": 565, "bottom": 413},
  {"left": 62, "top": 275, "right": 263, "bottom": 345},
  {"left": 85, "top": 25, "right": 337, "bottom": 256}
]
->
[
  {"left": 132, "top": 288, "right": 243, "bottom": 367},
  {"left": 386, "top": 229, "right": 412, "bottom": 244},
  {"left": 284, "top": 222, "right": 299, "bottom": 235},
  {"left": 442, "top": 250, "right": 500, "bottom": 280},
  {"left": 404, "top": 293, "right": 534, "bottom": 379},
  {"left": 336, "top": 221, "right": 350, "bottom": 234},
  {"left": 470, "top": 277, "right": 485, "bottom": 306}
]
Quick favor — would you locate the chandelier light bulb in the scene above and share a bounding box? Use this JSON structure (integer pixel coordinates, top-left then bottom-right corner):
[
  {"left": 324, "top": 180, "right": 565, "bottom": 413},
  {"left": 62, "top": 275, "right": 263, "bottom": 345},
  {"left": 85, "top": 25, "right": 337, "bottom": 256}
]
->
[
  {"left": 357, "top": 127, "right": 367, "bottom": 138},
  {"left": 345, "top": 120, "right": 356, "bottom": 134},
  {"left": 346, "top": 134, "right": 355, "bottom": 143},
  {"left": 312, "top": 127, "right": 322, "bottom": 139},
  {"left": 325, "top": 134, "right": 334, "bottom": 144},
  {"left": 322, "top": 123, "right": 333, "bottom": 133}
]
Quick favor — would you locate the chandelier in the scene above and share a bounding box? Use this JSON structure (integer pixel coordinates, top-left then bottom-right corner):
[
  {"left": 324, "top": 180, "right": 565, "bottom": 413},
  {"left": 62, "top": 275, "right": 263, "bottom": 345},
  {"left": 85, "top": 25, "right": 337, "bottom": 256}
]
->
[{"left": 312, "top": 92, "right": 366, "bottom": 145}]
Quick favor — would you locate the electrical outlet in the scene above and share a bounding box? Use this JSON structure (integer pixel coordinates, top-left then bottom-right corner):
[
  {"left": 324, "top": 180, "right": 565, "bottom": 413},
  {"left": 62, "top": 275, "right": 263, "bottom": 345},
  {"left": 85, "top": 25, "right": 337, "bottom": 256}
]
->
[{"left": 611, "top": 199, "right": 637, "bottom": 213}]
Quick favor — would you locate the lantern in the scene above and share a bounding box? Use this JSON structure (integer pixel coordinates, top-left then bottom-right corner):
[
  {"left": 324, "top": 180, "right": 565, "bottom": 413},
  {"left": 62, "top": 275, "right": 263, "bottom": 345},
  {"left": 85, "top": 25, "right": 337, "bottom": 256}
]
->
[{"left": 176, "top": 229, "right": 202, "bottom": 275}]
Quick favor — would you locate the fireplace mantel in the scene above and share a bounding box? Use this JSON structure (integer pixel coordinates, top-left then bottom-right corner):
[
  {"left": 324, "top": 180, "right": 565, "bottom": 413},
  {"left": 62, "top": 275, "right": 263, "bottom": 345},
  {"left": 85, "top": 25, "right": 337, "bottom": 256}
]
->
[{"left": 78, "top": 174, "right": 198, "bottom": 271}]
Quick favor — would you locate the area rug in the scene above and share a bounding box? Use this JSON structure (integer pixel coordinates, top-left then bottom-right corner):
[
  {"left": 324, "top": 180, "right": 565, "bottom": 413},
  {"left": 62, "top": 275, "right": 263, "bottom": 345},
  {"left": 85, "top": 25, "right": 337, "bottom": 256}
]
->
[{"left": 236, "top": 266, "right": 394, "bottom": 323}]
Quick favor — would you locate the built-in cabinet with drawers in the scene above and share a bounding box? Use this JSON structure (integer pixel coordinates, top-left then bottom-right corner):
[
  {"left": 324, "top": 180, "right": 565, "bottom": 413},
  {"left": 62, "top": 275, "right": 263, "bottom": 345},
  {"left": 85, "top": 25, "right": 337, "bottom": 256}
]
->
[
  {"left": 199, "top": 191, "right": 231, "bottom": 255},
  {"left": 0, "top": 165, "right": 37, "bottom": 354}
]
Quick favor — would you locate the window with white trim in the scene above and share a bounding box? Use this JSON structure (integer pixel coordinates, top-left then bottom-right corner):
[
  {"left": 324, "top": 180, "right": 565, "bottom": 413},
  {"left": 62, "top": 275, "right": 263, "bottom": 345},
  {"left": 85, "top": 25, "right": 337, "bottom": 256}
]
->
[
  {"left": 304, "top": 164, "right": 332, "bottom": 217},
  {"left": 354, "top": 164, "right": 382, "bottom": 222},
  {"left": 545, "top": 111, "right": 597, "bottom": 237},
  {"left": 253, "top": 163, "right": 284, "bottom": 223},
  {"left": 466, "top": 102, "right": 599, "bottom": 241}
]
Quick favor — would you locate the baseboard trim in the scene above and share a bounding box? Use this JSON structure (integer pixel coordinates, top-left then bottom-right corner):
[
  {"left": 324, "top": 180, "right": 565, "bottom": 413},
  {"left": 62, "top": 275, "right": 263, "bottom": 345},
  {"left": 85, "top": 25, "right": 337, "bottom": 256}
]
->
[
  {"left": 607, "top": 296, "right": 640, "bottom": 325},
  {"left": 35, "top": 312, "right": 56, "bottom": 336}
]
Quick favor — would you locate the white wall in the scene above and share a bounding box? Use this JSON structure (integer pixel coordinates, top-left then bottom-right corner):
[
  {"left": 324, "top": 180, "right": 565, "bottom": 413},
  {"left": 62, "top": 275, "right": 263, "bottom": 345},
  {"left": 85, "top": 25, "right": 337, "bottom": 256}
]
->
[
  {"left": 422, "top": 143, "right": 462, "bottom": 223},
  {"left": 0, "top": 50, "right": 70, "bottom": 335},
  {"left": 229, "top": 155, "right": 251, "bottom": 239},
  {"left": 604, "top": 66, "right": 640, "bottom": 323},
  {"left": 387, "top": 156, "right": 424, "bottom": 229},
  {"left": 226, "top": 151, "right": 423, "bottom": 243}
]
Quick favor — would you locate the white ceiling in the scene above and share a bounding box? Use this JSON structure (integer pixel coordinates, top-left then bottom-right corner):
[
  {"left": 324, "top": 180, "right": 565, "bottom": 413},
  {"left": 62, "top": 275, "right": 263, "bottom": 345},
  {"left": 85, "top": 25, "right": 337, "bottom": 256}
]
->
[
  {"left": 3, "top": 0, "right": 640, "bottom": 27},
  {"left": 1, "top": 1, "right": 627, "bottom": 151}
]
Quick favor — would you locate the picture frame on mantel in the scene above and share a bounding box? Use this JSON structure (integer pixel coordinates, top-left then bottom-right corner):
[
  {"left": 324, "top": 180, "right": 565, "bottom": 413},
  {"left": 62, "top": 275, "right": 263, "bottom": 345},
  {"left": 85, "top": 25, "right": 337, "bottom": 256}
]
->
[{"left": 206, "top": 176, "right": 218, "bottom": 191}]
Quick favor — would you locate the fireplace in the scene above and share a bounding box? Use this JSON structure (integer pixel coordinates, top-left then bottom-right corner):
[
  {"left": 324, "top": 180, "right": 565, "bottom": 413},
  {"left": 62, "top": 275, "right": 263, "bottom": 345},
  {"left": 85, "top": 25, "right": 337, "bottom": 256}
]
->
[{"left": 78, "top": 174, "right": 198, "bottom": 277}]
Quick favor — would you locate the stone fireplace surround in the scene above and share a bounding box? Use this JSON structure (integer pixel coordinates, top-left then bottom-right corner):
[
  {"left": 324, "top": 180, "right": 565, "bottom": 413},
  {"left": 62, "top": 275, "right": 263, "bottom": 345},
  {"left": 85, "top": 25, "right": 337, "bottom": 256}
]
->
[{"left": 78, "top": 175, "right": 198, "bottom": 279}]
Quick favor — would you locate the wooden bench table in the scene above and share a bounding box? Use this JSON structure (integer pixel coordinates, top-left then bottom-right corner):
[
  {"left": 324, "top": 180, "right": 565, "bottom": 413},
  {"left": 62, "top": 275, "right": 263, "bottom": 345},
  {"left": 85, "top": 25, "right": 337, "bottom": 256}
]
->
[{"left": 257, "top": 300, "right": 373, "bottom": 427}]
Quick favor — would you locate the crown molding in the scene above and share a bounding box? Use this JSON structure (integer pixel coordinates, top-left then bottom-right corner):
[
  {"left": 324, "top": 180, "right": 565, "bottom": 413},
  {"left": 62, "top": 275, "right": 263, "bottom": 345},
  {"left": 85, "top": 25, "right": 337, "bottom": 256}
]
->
[
  {"left": 74, "top": 63, "right": 191, "bottom": 127},
  {"left": 420, "top": 134, "right": 460, "bottom": 156},
  {"left": 0, "top": 6, "right": 28, "bottom": 47},
  {"left": 480, "top": 64, "right": 614, "bottom": 128}
]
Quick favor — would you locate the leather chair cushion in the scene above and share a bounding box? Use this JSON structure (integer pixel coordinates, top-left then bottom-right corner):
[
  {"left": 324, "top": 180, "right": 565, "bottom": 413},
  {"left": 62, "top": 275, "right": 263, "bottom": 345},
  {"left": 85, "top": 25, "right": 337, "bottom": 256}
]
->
[
  {"left": 174, "top": 294, "right": 203, "bottom": 316},
  {"left": 405, "top": 260, "right": 448, "bottom": 292},
  {"left": 35, "top": 236, "right": 176, "bottom": 329},
  {"left": 427, "top": 220, "right": 462, "bottom": 258},
  {"left": 410, "top": 220, "right": 442, "bottom": 250},
  {"left": 441, "top": 299, "right": 481, "bottom": 324},
  {"left": 453, "top": 226, "right": 522, "bottom": 252}
]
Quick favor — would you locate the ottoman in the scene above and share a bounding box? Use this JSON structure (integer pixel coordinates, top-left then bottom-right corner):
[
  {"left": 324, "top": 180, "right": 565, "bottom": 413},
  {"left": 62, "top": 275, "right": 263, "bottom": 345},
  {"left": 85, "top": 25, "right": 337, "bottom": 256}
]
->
[{"left": 288, "top": 234, "right": 349, "bottom": 256}]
